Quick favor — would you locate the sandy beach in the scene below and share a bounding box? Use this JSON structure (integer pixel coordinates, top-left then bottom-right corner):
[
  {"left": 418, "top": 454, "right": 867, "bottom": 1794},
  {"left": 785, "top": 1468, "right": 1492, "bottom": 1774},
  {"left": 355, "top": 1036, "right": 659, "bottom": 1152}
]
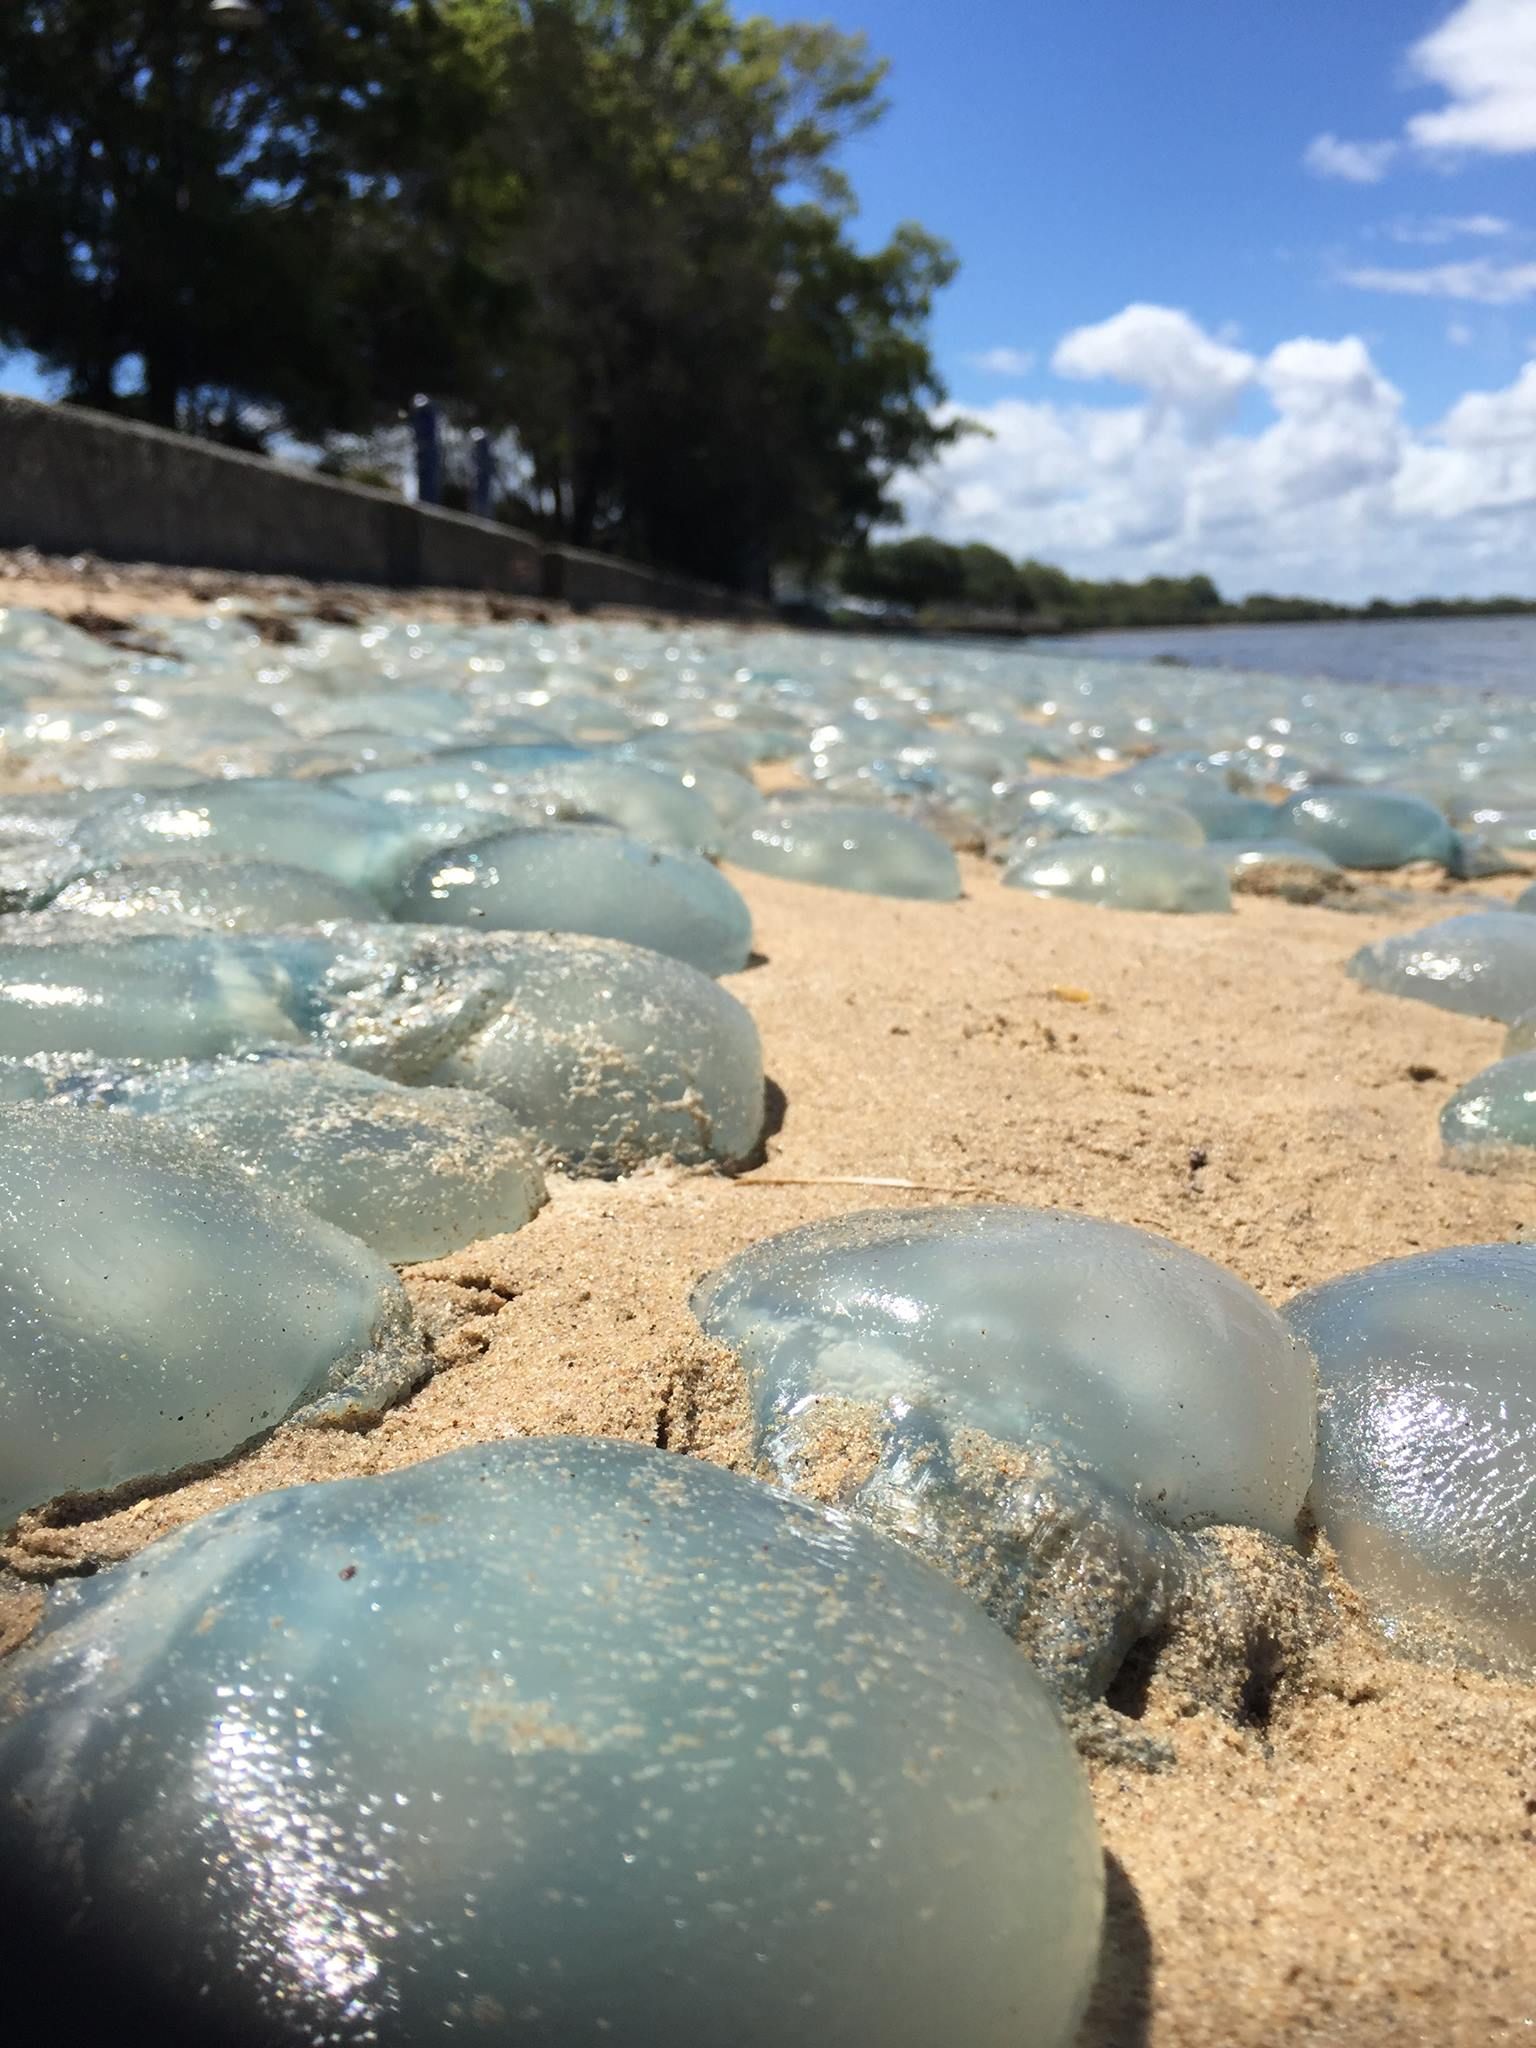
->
[{"left": 1, "top": 565, "right": 1534, "bottom": 2046}]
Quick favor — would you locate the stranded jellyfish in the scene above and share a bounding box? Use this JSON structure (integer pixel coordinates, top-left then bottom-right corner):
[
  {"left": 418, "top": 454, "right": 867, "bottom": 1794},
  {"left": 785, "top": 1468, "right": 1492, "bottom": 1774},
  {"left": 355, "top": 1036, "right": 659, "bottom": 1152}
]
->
[
  {"left": 1441, "top": 1050, "right": 1536, "bottom": 1168},
  {"left": 694, "top": 1205, "right": 1317, "bottom": 1725},
  {"left": 1002, "top": 837, "right": 1232, "bottom": 914},
  {"left": 394, "top": 824, "right": 753, "bottom": 977},
  {"left": 40, "top": 1053, "right": 548, "bottom": 1262},
  {"left": 0, "top": 926, "right": 766, "bottom": 1174},
  {"left": 722, "top": 803, "right": 962, "bottom": 901},
  {"left": 47, "top": 856, "right": 380, "bottom": 932},
  {"left": 0, "top": 1438, "right": 1104, "bottom": 2048},
  {"left": 1348, "top": 912, "right": 1536, "bottom": 1022},
  {"left": 1285, "top": 789, "right": 1454, "bottom": 871},
  {"left": 0, "top": 1106, "right": 424, "bottom": 1528},
  {"left": 1286, "top": 1244, "right": 1536, "bottom": 1676}
]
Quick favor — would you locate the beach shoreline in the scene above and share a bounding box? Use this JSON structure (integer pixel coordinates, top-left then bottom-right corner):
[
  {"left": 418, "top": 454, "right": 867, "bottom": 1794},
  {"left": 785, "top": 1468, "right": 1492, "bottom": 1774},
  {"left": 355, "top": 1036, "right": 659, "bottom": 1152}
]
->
[{"left": 1, "top": 575, "right": 1534, "bottom": 2045}]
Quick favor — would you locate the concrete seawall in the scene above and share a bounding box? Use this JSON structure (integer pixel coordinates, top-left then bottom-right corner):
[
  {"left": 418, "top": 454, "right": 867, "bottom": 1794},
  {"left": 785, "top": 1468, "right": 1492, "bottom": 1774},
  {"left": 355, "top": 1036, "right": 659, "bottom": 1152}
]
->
[{"left": 0, "top": 395, "right": 768, "bottom": 618}]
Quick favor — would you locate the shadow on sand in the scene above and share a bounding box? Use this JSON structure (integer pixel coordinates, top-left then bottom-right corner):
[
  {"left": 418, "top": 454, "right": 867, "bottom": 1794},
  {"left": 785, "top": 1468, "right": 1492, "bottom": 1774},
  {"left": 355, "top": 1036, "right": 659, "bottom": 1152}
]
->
[{"left": 1075, "top": 1851, "right": 1153, "bottom": 2048}]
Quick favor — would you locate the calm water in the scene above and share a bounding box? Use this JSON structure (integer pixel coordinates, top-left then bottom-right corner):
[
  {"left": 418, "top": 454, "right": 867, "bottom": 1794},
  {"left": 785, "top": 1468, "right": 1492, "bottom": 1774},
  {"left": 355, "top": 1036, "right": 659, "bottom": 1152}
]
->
[{"left": 1057, "top": 616, "right": 1536, "bottom": 695}]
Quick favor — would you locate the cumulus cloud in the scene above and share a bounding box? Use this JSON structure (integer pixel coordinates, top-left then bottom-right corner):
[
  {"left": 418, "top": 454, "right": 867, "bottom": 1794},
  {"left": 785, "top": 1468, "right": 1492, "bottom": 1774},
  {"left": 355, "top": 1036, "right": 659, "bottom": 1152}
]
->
[
  {"left": 1051, "top": 304, "right": 1255, "bottom": 415},
  {"left": 966, "top": 347, "right": 1036, "bottom": 377},
  {"left": 1303, "top": 132, "right": 1398, "bottom": 182},
  {"left": 1395, "top": 362, "right": 1536, "bottom": 521},
  {"left": 1386, "top": 213, "right": 1510, "bottom": 243},
  {"left": 1307, "top": 3, "right": 1536, "bottom": 184},
  {"left": 1407, "top": 0, "right": 1536, "bottom": 156},
  {"left": 894, "top": 302, "right": 1536, "bottom": 601},
  {"left": 1342, "top": 258, "right": 1536, "bottom": 304}
]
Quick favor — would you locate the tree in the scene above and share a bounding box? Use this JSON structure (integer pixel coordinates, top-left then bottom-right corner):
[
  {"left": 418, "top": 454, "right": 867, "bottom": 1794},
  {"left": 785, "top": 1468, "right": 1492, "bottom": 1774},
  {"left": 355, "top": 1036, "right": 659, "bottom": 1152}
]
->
[
  {"left": 449, "top": 0, "right": 960, "bottom": 587},
  {"left": 958, "top": 541, "right": 1021, "bottom": 610},
  {"left": 1, "top": 0, "right": 963, "bottom": 588},
  {"left": 841, "top": 536, "right": 965, "bottom": 608},
  {"left": 1017, "top": 558, "right": 1082, "bottom": 619},
  {"left": 0, "top": 1, "right": 511, "bottom": 433}
]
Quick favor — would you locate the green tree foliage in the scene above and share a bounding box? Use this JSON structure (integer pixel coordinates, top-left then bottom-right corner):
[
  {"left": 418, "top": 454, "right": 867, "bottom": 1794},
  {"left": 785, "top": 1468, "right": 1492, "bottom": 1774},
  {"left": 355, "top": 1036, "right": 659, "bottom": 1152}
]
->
[
  {"left": 843, "top": 547, "right": 1230, "bottom": 627},
  {"left": 841, "top": 535, "right": 965, "bottom": 608},
  {"left": 454, "top": 0, "right": 959, "bottom": 586},
  {"left": 0, "top": 2, "right": 509, "bottom": 434},
  {"left": 956, "top": 542, "right": 1021, "bottom": 610},
  {"left": 0, "top": 0, "right": 960, "bottom": 590},
  {"left": 838, "top": 539, "right": 1536, "bottom": 630}
]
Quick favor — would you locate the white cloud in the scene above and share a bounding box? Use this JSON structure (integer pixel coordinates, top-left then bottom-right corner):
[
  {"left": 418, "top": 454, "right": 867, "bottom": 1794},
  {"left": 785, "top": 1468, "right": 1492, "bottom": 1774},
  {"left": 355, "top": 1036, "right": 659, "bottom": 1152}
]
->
[
  {"left": 1303, "top": 132, "right": 1398, "bottom": 182},
  {"left": 1342, "top": 258, "right": 1536, "bottom": 303},
  {"left": 1448, "top": 319, "right": 1476, "bottom": 343},
  {"left": 1386, "top": 212, "right": 1511, "bottom": 243},
  {"left": 1408, "top": 0, "right": 1536, "bottom": 156},
  {"left": 967, "top": 347, "right": 1036, "bottom": 377},
  {"left": 1395, "top": 362, "right": 1536, "bottom": 520},
  {"left": 894, "top": 302, "right": 1536, "bottom": 601},
  {"left": 1051, "top": 304, "right": 1255, "bottom": 415}
]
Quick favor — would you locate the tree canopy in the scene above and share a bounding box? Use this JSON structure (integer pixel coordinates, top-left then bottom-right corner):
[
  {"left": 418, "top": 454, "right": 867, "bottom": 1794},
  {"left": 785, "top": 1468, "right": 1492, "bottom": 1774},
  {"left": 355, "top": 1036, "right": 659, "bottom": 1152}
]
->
[
  {"left": 839, "top": 539, "right": 1232, "bottom": 625},
  {"left": 0, "top": 0, "right": 961, "bottom": 590}
]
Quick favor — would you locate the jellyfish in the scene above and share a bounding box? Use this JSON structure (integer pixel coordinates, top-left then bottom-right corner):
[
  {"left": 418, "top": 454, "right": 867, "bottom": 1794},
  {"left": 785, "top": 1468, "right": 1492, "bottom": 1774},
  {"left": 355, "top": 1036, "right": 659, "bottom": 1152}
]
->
[
  {"left": 1002, "top": 837, "right": 1232, "bottom": 913},
  {"left": 1348, "top": 912, "right": 1536, "bottom": 1021},
  {"left": 0, "top": 1438, "right": 1104, "bottom": 2048},
  {"left": 51, "top": 1052, "right": 547, "bottom": 1261},
  {"left": 1438, "top": 1049, "right": 1536, "bottom": 1177},
  {"left": 1285, "top": 1244, "right": 1536, "bottom": 1676},
  {"left": 0, "top": 1106, "right": 425, "bottom": 1529},
  {"left": 996, "top": 780, "right": 1205, "bottom": 848},
  {"left": 0, "top": 926, "right": 765, "bottom": 1173},
  {"left": 1208, "top": 838, "right": 1349, "bottom": 903},
  {"left": 394, "top": 825, "right": 753, "bottom": 977},
  {"left": 1285, "top": 789, "right": 1454, "bottom": 871},
  {"left": 721, "top": 803, "right": 962, "bottom": 900},
  {"left": 694, "top": 1205, "right": 1318, "bottom": 1732},
  {"left": 47, "top": 856, "right": 381, "bottom": 931}
]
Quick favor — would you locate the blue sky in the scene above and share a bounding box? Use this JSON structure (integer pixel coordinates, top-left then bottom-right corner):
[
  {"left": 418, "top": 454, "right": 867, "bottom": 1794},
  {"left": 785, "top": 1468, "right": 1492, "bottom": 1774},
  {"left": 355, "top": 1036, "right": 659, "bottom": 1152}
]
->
[{"left": 755, "top": 0, "right": 1536, "bottom": 600}]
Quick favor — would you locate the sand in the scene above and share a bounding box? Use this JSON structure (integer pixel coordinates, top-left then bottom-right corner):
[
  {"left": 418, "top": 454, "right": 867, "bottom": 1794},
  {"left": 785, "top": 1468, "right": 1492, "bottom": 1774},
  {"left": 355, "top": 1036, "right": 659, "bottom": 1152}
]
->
[{"left": 2, "top": 564, "right": 1535, "bottom": 2045}]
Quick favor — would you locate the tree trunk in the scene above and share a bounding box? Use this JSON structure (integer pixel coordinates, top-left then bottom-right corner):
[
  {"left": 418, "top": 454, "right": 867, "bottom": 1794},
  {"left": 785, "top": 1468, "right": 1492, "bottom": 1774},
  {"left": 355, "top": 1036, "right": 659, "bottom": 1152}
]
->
[
  {"left": 70, "top": 362, "right": 118, "bottom": 412},
  {"left": 143, "top": 350, "right": 180, "bottom": 430}
]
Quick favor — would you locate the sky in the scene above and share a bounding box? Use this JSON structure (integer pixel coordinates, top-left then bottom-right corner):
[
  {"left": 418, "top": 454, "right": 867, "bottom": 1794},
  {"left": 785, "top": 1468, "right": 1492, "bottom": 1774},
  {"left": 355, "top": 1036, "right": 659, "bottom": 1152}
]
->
[{"left": 752, "top": 0, "right": 1536, "bottom": 601}]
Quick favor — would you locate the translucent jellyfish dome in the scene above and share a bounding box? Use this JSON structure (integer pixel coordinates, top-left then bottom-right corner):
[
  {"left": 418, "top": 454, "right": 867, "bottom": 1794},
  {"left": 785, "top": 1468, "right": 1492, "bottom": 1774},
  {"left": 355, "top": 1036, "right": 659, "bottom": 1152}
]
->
[
  {"left": 0, "top": 926, "right": 767, "bottom": 1174},
  {"left": 1286, "top": 1244, "right": 1536, "bottom": 1676},
  {"left": 1441, "top": 1050, "right": 1536, "bottom": 1167},
  {"left": 694, "top": 1204, "right": 1315, "bottom": 1537},
  {"left": 1284, "top": 788, "right": 1454, "bottom": 870},
  {"left": 1002, "top": 837, "right": 1232, "bottom": 914},
  {"left": 1211, "top": 839, "right": 1347, "bottom": 903},
  {"left": 48, "top": 855, "right": 381, "bottom": 931},
  {"left": 1349, "top": 913, "right": 1536, "bottom": 1021},
  {"left": 722, "top": 802, "right": 962, "bottom": 900},
  {"left": 69, "top": 778, "right": 421, "bottom": 897},
  {"left": 997, "top": 778, "right": 1205, "bottom": 847},
  {"left": 0, "top": 1439, "right": 1104, "bottom": 2048},
  {"left": 0, "top": 1106, "right": 423, "bottom": 1528},
  {"left": 99, "top": 1055, "right": 548, "bottom": 1262},
  {"left": 394, "top": 824, "right": 753, "bottom": 977}
]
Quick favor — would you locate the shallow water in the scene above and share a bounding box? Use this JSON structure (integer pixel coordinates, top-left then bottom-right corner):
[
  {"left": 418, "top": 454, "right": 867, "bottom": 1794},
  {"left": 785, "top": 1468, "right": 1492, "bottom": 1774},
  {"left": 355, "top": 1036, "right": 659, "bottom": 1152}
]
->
[{"left": 1063, "top": 614, "right": 1536, "bottom": 693}]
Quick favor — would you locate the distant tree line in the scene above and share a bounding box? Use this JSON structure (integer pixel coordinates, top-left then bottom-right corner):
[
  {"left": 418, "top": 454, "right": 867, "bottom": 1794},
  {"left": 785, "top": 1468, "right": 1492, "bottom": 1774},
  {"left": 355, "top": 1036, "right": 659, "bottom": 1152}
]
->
[
  {"left": 837, "top": 536, "right": 1536, "bottom": 630},
  {"left": 0, "top": 1, "right": 962, "bottom": 592}
]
